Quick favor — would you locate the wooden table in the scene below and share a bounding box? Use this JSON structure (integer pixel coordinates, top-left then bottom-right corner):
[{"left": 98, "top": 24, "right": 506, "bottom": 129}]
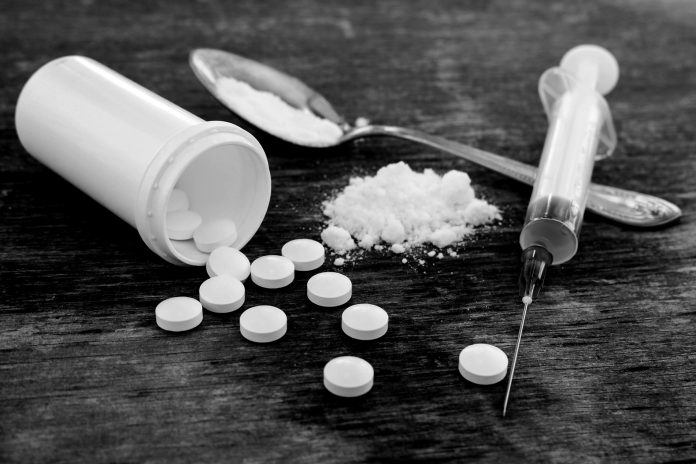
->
[{"left": 2, "top": 1, "right": 695, "bottom": 462}]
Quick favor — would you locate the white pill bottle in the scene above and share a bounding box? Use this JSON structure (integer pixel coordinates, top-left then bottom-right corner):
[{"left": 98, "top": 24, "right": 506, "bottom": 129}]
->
[{"left": 15, "top": 56, "right": 271, "bottom": 266}]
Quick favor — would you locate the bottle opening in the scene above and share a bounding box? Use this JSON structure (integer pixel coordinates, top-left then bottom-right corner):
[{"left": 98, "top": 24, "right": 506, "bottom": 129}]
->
[{"left": 136, "top": 122, "right": 271, "bottom": 266}]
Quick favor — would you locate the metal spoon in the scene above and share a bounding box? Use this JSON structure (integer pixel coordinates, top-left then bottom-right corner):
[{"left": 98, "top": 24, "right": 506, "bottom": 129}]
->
[{"left": 189, "top": 48, "right": 681, "bottom": 227}]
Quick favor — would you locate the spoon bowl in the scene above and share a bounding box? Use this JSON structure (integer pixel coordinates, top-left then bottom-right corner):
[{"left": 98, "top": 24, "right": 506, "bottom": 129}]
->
[
  {"left": 189, "top": 48, "right": 681, "bottom": 227},
  {"left": 190, "top": 48, "right": 346, "bottom": 147}
]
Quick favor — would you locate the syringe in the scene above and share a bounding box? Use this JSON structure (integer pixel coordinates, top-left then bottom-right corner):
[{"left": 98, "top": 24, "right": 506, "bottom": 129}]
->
[{"left": 502, "top": 45, "right": 620, "bottom": 416}]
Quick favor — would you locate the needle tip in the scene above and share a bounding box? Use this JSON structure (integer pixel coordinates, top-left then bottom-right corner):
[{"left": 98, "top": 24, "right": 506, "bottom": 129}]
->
[{"left": 501, "top": 299, "right": 531, "bottom": 419}]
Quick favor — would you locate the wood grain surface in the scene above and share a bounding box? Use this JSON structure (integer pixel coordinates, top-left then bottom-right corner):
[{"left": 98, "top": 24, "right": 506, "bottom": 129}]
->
[{"left": 2, "top": 1, "right": 695, "bottom": 462}]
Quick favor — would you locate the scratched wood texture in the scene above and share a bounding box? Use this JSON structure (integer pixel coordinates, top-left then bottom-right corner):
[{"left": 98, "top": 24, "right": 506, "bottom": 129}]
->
[{"left": 1, "top": 1, "right": 695, "bottom": 462}]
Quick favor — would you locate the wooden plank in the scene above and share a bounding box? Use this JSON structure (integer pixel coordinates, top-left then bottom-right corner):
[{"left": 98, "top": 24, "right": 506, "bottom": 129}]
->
[{"left": 1, "top": 0, "right": 695, "bottom": 462}]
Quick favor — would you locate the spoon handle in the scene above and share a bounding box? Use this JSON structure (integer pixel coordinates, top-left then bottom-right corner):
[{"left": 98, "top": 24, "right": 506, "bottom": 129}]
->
[{"left": 344, "top": 125, "right": 681, "bottom": 227}]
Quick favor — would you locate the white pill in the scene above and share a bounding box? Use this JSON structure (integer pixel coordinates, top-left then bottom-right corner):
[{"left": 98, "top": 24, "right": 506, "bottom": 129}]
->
[
  {"left": 307, "top": 272, "right": 352, "bottom": 307},
  {"left": 239, "top": 305, "right": 287, "bottom": 343},
  {"left": 167, "top": 188, "right": 190, "bottom": 212},
  {"left": 199, "top": 275, "right": 245, "bottom": 313},
  {"left": 458, "top": 343, "right": 509, "bottom": 385},
  {"left": 193, "top": 219, "right": 238, "bottom": 253},
  {"left": 250, "top": 255, "right": 295, "bottom": 289},
  {"left": 155, "top": 297, "right": 203, "bottom": 332},
  {"left": 281, "top": 238, "right": 325, "bottom": 271},
  {"left": 341, "top": 304, "right": 389, "bottom": 340},
  {"left": 206, "top": 247, "right": 251, "bottom": 281},
  {"left": 167, "top": 210, "right": 202, "bottom": 240},
  {"left": 323, "top": 356, "right": 374, "bottom": 397}
]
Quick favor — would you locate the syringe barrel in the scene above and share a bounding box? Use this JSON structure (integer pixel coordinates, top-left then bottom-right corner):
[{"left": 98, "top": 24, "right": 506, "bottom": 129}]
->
[{"left": 520, "top": 88, "right": 607, "bottom": 265}]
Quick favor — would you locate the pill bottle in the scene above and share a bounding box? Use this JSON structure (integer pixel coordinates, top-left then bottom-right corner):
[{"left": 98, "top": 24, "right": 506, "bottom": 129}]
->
[{"left": 15, "top": 56, "right": 271, "bottom": 266}]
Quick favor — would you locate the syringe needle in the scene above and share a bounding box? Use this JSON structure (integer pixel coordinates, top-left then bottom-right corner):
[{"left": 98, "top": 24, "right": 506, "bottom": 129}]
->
[{"left": 502, "top": 298, "right": 531, "bottom": 417}]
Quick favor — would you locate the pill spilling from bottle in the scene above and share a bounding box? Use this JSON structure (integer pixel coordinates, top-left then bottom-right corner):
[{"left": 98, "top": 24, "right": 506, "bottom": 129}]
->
[
  {"left": 250, "top": 255, "right": 295, "bottom": 289},
  {"left": 206, "top": 246, "right": 251, "bottom": 281},
  {"left": 155, "top": 297, "right": 203, "bottom": 332},
  {"left": 323, "top": 356, "right": 374, "bottom": 397},
  {"left": 307, "top": 272, "right": 352, "bottom": 307},
  {"left": 165, "top": 187, "right": 239, "bottom": 254},
  {"left": 199, "top": 275, "right": 245, "bottom": 313},
  {"left": 240, "top": 305, "right": 288, "bottom": 343},
  {"left": 281, "top": 238, "right": 326, "bottom": 271},
  {"left": 341, "top": 304, "right": 389, "bottom": 341},
  {"left": 154, "top": 234, "right": 506, "bottom": 400},
  {"left": 458, "top": 344, "right": 509, "bottom": 385}
]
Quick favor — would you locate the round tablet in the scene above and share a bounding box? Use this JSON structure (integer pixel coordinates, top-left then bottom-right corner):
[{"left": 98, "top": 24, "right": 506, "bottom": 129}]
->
[
  {"left": 206, "top": 247, "right": 251, "bottom": 281},
  {"left": 307, "top": 272, "right": 352, "bottom": 307},
  {"left": 341, "top": 304, "right": 389, "bottom": 340},
  {"left": 239, "top": 305, "right": 287, "bottom": 343},
  {"left": 193, "top": 219, "right": 238, "bottom": 253},
  {"left": 167, "top": 188, "right": 190, "bottom": 212},
  {"left": 166, "top": 210, "right": 202, "bottom": 240},
  {"left": 155, "top": 297, "right": 203, "bottom": 332},
  {"left": 281, "top": 238, "right": 325, "bottom": 271},
  {"left": 250, "top": 255, "right": 295, "bottom": 289},
  {"left": 323, "top": 356, "right": 374, "bottom": 397},
  {"left": 458, "top": 343, "right": 509, "bottom": 385},
  {"left": 199, "top": 275, "right": 245, "bottom": 313}
]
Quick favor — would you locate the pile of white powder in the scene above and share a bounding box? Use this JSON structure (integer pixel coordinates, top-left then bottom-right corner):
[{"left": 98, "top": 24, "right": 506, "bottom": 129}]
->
[{"left": 321, "top": 162, "right": 501, "bottom": 255}]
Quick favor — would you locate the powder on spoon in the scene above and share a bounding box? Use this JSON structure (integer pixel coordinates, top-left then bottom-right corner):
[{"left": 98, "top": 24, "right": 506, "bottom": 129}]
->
[
  {"left": 216, "top": 77, "right": 344, "bottom": 147},
  {"left": 321, "top": 162, "right": 500, "bottom": 254}
]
